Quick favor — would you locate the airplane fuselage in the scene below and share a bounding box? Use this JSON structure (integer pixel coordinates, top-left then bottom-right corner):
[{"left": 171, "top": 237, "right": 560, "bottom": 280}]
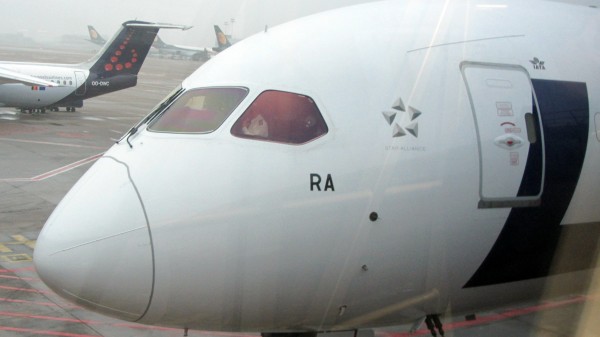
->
[
  {"left": 0, "top": 62, "right": 139, "bottom": 108},
  {"left": 34, "top": 0, "right": 600, "bottom": 333},
  {"left": 0, "top": 21, "right": 187, "bottom": 111},
  {"left": 155, "top": 45, "right": 211, "bottom": 61},
  {"left": 0, "top": 63, "right": 88, "bottom": 108}
]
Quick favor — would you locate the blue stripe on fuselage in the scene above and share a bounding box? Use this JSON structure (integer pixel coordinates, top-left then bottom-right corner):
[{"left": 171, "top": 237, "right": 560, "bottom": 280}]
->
[{"left": 465, "top": 79, "right": 600, "bottom": 288}]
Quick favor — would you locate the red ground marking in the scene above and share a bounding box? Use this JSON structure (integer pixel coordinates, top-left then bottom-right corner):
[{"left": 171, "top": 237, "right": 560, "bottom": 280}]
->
[
  {"left": 0, "top": 309, "right": 257, "bottom": 336},
  {"left": 0, "top": 274, "right": 39, "bottom": 282},
  {"left": 0, "top": 147, "right": 104, "bottom": 182},
  {"left": 5, "top": 296, "right": 586, "bottom": 337},
  {"left": 31, "top": 153, "right": 104, "bottom": 181},
  {"left": 0, "top": 325, "right": 98, "bottom": 337},
  {"left": 0, "top": 297, "right": 81, "bottom": 309},
  {"left": 0, "top": 310, "right": 102, "bottom": 325},
  {"left": 0, "top": 289, "right": 591, "bottom": 337},
  {"left": 0, "top": 285, "right": 51, "bottom": 294},
  {"left": 0, "top": 266, "right": 35, "bottom": 273}
]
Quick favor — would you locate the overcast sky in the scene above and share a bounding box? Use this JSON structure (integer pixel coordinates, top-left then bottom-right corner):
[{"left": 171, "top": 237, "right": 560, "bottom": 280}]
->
[
  {"left": 0, "top": 0, "right": 383, "bottom": 47},
  {"left": 2, "top": 0, "right": 597, "bottom": 48}
]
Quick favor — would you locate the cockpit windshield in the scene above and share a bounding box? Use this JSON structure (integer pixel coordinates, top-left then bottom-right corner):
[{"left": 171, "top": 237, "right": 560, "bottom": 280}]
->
[
  {"left": 148, "top": 87, "right": 248, "bottom": 133},
  {"left": 231, "top": 90, "right": 328, "bottom": 144}
]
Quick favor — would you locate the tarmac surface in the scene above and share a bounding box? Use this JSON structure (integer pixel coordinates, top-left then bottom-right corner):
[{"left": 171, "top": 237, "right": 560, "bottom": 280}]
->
[{"left": 0, "top": 45, "right": 598, "bottom": 337}]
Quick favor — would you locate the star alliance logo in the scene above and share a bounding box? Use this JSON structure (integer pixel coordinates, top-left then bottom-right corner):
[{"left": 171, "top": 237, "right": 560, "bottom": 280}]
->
[{"left": 382, "top": 97, "right": 422, "bottom": 138}]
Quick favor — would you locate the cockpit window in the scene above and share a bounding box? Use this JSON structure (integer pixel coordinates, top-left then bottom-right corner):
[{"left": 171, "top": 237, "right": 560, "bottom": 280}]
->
[
  {"left": 231, "top": 90, "right": 328, "bottom": 144},
  {"left": 148, "top": 87, "right": 248, "bottom": 133}
]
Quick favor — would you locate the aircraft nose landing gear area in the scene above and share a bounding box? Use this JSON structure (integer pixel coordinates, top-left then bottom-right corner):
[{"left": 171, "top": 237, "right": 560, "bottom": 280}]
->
[{"left": 424, "top": 315, "right": 444, "bottom": 337}]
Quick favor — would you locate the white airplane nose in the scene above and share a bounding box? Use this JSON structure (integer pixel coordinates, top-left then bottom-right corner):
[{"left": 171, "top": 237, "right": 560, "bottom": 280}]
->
[{"left": 34, "top": 157, "right": 153, "bottom": 321}]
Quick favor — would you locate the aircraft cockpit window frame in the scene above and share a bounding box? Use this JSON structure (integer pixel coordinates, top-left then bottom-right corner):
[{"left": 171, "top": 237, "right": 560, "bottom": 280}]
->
[
  {"left": 138, "top": 85, "right": 185, "bottom": 127},
  {"left": 147, "top": 87, "right": 249, "bottom": 134},
  {"left": 231, "top": 90, "right": 328, "bottom": 145}
]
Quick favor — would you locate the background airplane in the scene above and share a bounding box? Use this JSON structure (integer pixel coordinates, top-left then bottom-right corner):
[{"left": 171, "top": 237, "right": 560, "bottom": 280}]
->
[
  {"left": 87, "top": 25, "right": 106, "bottom": 46},
  {"left": 152, "top": 35, "right": 212, "bottom": 61},
  {"left": 152, "top": 25, "right": 232, "bottom": 61},
  {"left": 212, "top": 25, "right": 232, "bottom": 53},
  {"left": 0, "top": 20, "right": 190, "bottom": 113},
  {"left": 34, "top": 1, "right": 600, "bottom": 337}
]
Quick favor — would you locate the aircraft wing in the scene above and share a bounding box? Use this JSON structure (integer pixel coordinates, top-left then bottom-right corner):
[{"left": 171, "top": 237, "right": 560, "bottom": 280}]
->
[
  {"left": 126, "top": 22, "right": 193, "bottom": 31},
  {"left": 0, "top": 67, "right": 58, "bottom": 87}
]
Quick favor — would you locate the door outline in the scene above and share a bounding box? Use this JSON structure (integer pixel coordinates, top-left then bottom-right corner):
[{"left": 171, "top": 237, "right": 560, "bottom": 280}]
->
[
  {"left": 461, "top": 61, "right": 545, "bottom": 208},
  {"left": 74, "top": 71, "right": 87, "bottom": 96}
]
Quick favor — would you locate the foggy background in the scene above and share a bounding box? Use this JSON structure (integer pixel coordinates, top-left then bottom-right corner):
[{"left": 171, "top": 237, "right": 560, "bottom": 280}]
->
[
  {"left": 0, "top": 0, "right": 384, "bottom": 49},
  {"left": 0, "top": 0, "right": 597, "bottom": 51}
]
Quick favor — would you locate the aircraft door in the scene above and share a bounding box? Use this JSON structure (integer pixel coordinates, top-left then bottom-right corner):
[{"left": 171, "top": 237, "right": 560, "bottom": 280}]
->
[
  {"left": 461, "top": 62, "right": 544, "bottom": 208},
  {"left": 74, "top": 71, "right": 87, "bottom": 96}
]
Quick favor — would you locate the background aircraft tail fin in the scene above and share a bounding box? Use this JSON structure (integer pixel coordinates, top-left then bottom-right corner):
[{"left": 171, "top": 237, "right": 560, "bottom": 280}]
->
[
  {"left": 87, "top": 21, "right": 191, "bottom": 77},
  {"left": 87, "top": 25, "right": 107, "bottom": 45},
  {"left": 212, "top": 25, "right": 232, "bottom": 53}
]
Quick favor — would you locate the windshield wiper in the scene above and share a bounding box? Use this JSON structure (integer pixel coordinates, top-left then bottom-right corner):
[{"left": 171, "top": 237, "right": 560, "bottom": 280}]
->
[{"left": 118, "top": 87, "right": 185, "bottom": 148}]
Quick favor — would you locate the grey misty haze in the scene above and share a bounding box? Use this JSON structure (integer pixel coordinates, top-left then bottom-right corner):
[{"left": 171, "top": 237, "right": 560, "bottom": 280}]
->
[
  {"left": 1, "top": 0, "right": 595, "bottom": 48},
  {"left": 0, "top": 0, "right": 381, "bottom": 47}
]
